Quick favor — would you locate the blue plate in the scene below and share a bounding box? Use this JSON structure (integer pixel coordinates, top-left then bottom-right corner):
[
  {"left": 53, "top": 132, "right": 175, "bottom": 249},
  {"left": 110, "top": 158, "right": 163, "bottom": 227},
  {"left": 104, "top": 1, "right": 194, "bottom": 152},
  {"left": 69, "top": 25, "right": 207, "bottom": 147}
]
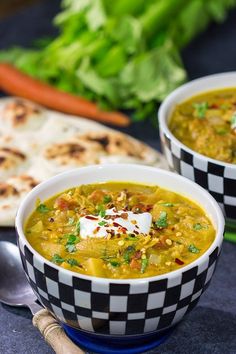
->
[{"left": 63, "top": 325, "right": 173, "bottom": 354}]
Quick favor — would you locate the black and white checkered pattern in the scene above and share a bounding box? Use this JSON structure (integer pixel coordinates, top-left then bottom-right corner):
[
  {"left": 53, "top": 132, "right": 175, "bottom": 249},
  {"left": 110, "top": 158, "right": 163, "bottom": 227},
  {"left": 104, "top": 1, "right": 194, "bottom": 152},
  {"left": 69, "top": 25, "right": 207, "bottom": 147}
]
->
[
  {"left": 17, "top": 234, "right": 220, "bottom": 336},
  {"left": 160, "top": 131, "right": 236, "bottom": 223}
]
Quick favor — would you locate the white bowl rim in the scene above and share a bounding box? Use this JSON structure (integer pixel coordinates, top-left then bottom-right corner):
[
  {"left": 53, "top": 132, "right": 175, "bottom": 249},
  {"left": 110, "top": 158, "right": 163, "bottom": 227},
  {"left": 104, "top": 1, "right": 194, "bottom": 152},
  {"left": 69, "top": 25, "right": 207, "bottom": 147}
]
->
[
  {"left": 158, "top": 71, "right": 236, "bottom": 169},
  {"left": 15, "top": 164, "right": 225, "bottom": 285}
]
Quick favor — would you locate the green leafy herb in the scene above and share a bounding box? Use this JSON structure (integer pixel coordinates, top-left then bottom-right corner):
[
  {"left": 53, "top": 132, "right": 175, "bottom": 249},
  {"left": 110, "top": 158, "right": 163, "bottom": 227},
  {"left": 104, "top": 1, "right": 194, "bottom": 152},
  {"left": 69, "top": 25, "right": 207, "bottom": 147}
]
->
[
  {"left": 68, "top": 217, "right": 75, "bottom": 225},
  {"left": 231, "top": 112, "right": 236, "bottom": 129},
  {"left": 123, "top": 245, "right": 135, "bottom": 264},
  {"left": 36, "top": 204, "right": 50, "bottom": 213},
  {"left": 51, "top": 254, "right": 79, "bottom": 266},
  {"left": 193, "top": 102, "right": 208, "bottom": 118},
  {"left": 109, "top": 261, "right": 121, "bottom": 267},
  {"left": 97, "top": 204, "right": 106, "bottom": 218},
  {"left": 103, "top": 195, "right": 112, "bottom": 203},
  {"left": 188, "top": 244, "right": 200, "bottom": 254},
  {"left": 125, "top": 234, "right": 139, "bottom": 241},
  {"left": 65, "top": 244, "right": 76, "bottom": 253},
  {"left": 67, "top": 258, "right": 80, "bottom": 267},
  {"left": 65, "top": 234, "right": 80, "bottom": 253},
  {"left": 66, "top": 234, "right": 78, "bottom": 244},
  {"left": 155, "top": 211, "right": 168, "bottom": 228},
  {"left": 158, "top": 202, "right": 174, "bottom": 207},
  {"left": 193, "top": 223, "right": 208, "bottom": 231},
  {"left": 98, "top": 221, "right": 107, "bottom": 226},
  {"left": 141, "top": 258, "right": 149, "bottom": 273},
  {"left": 51, "top": 254, "right": 65, "bottom": 264}
]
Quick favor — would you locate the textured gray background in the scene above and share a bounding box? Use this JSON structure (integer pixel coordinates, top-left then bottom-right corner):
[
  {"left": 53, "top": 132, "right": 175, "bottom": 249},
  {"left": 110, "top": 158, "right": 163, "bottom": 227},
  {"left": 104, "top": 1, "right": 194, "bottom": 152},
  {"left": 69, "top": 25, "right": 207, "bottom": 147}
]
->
[{"left": 0, "top": 1, "right": 236, "bottom": 353}]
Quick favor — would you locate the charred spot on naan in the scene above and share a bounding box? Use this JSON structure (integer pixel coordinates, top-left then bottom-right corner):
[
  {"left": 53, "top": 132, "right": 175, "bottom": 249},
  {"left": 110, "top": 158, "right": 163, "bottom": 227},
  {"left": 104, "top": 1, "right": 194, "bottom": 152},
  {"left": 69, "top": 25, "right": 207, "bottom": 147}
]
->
[
  {"left": 0, "top": 182, "right": 18, "bottom": 198},
  {"left": 43, "top": 140, "right": 102, "bottom": 166},
  {"left": 79, "top": 131, "right": 148, "bottom": 159},
  {"left": 0, "top": 147, "right": 27, "bottom": 180},
  {"left": 2, "top": 99, "right": 46, "bottom": 131},
  {"left": 7, "top": 175, "right": 39, "bottom": 193}
]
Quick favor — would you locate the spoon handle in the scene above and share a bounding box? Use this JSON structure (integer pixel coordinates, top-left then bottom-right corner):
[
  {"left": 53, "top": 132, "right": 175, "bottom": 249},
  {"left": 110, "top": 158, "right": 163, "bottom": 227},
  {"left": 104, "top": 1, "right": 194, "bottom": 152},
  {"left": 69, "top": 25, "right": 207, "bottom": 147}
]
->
[{"left": 33, "top": 308, "right": 85, "bottom": 354}]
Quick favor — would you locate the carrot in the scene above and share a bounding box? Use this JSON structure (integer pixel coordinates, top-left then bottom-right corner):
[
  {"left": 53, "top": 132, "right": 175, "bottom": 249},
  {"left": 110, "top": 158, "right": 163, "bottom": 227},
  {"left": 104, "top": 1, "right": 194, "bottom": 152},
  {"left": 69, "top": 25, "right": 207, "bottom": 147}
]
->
[{"left": 0, "top": 63, "right": 130, "bottom": 127}]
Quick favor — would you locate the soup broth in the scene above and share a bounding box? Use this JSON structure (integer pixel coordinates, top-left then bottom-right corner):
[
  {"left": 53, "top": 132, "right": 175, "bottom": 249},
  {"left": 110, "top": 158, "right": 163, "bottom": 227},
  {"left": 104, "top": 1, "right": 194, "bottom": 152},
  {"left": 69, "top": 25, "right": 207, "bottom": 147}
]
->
[
  {"left": 25, "top": 182, "right": 215, "bottom": 279},
  {"left": 169, "top": 88, "right": 236, "bottom": 163}
]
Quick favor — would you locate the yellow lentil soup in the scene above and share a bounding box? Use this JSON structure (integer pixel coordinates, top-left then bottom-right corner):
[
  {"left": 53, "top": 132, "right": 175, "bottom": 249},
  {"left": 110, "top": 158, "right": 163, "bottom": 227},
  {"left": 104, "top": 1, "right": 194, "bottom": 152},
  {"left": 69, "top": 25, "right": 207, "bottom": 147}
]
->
[
  {"left": 169, "top": 88, "right": 236, "bottom": 163},
  {"left": 25, "top": 182, "right": 215, "bottom": 279}
]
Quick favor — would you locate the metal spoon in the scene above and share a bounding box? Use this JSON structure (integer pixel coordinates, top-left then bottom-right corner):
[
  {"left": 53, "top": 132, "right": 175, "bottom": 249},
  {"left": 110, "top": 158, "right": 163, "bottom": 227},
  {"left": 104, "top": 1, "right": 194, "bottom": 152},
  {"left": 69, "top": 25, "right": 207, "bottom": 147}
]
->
[{"left": 0, "top": 241, "right": 84, "bottom": 354}]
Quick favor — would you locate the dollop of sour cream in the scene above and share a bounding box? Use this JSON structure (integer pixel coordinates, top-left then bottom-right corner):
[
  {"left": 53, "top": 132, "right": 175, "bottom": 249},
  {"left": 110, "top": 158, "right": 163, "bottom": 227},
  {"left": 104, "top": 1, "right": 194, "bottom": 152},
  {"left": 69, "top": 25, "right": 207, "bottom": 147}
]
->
[{"left": 79, "top": 208, "right": 152, "bottom": 239}]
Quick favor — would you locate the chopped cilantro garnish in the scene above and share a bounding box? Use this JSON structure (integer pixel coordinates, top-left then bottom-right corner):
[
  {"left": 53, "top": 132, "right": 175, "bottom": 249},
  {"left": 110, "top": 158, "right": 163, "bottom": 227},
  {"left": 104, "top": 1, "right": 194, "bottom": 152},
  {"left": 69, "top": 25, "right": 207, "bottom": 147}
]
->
[
  {"left": 66, "top": 234, "right": 77, "bottom": 244},
  {"left": 66, "top": 244, "right": 77, "bottom": 253},
  {"left": 193, "top": 102, "right": 208, "bottom": 118},
  {"left": 109, "top": 261, "right": 120, "bottom": 267},
  {"left": 51, "top": 254, "right": 65, "bottom": 264},
  {"left": 67, "top": 258, "right": 79, "bottom": 267},
  {"left": 125, "top": 234, "right": 138, "bottom": 241},
  {"left": 155, "top": 211, "right": 168, "bottom": 228},
  {"left": 65, "top": 234, "right": 80, "bottom": 253},
  {"left": 141, "top": 258, "right": 148, "bottom": 273},
  {"left": 36, "top": 203, "right": 50, "bottom": 213},
  {"left": 97, "top": 204, "right": 106, "bottom": 217},
  {"left": 68, "top": 217, "right": 75, "bottom": 225},
  {"left": 188, "top": 244, "right": 200, "bottom": 254},
  {"left": 123, "top": 245, "right": 135, "bottom": 264},
  {"left": 98, "top": 221, "right": 107, "bottom": 226},
  {"left": 193, "top": 223, "right": 208, "bottom": 231},
  {"left": 51, "top": 254, "right": 79, "bottom": 266},
  {"left": 231, "top": 112, "right": 236, "bottom": 128},
  {"left": 158, "top": 202, "right": 174, "bottom": 207},
  {"left": 103, "top": 195, "right": 112, "bottom": 204}
]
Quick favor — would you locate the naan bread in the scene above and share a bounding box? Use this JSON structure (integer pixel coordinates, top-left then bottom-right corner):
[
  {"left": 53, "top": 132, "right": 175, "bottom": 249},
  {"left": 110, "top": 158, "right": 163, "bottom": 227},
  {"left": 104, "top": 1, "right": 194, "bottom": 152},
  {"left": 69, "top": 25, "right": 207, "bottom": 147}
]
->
[
  {"left": 0, "top": 98, "right": 46, "bottom": 132},
  {"left": 0, "top": 97, "right": 168, "bottom": 226}
]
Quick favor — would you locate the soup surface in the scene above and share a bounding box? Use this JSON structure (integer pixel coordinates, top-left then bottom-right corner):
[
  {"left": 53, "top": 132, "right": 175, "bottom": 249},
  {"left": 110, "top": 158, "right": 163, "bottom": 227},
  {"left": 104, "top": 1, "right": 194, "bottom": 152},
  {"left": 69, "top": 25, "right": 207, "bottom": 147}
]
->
[
  {"left": 25, "top": 182, "right": 215, "bottom": 279},
  {"left": 169, "top": 88, "right": 236, "bottom": 163}
]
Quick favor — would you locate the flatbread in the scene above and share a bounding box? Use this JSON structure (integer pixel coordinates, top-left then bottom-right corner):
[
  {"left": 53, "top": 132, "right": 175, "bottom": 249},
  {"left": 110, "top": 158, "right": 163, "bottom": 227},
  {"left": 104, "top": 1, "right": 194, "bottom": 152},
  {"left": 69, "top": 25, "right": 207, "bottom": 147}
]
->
[{"left": 0, "top": 97, "right": 168, "bottom": 226}]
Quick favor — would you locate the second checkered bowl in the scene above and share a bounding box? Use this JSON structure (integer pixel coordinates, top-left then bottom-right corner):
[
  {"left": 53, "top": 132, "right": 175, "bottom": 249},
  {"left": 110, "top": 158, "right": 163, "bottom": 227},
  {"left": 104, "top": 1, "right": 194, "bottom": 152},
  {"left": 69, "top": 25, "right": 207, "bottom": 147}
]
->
[
  {"left": 158, "top": 72, "right": 236, "bottom": 226},
  {"left": 15, "top": 164, "right": 224, "bottom": 337}
]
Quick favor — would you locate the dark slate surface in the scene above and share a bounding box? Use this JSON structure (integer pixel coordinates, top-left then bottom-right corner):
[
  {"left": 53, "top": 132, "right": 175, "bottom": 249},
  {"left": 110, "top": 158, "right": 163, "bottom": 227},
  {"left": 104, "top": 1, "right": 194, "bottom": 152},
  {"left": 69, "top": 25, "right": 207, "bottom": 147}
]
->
[{"left": 0, "top": 2, "right": 236, "bottom": 353}]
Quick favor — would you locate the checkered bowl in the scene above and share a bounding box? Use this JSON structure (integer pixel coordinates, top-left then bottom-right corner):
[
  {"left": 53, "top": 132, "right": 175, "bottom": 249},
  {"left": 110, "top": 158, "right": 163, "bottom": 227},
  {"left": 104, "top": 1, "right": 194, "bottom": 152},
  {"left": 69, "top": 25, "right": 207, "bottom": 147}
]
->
[
  {"left": 15, "top": 164, "right": 224, "bottom": 337},
  {"left": 158, "top": 72, "right": 236, "bottom": 226}
]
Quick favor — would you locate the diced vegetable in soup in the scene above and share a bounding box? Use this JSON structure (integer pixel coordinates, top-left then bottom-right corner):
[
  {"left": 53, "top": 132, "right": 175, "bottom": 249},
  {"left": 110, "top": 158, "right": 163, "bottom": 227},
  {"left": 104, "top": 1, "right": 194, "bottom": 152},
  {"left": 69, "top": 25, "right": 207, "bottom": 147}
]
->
[
  {"left": 25, "top": 182, "right": 215, "bottom": 279},
  {"left": 169, "top": 88, "right": 236, "bottom": 163}
]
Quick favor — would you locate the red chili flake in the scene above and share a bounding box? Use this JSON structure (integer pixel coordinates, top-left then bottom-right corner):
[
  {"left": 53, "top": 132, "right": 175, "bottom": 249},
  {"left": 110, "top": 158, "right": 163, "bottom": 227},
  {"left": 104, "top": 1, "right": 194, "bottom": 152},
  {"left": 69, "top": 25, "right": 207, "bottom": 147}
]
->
[
  {"left": 113, "top": 222, "right": 122, "bottom": 228},
  {"left": 210, "top": 103, "right": 219, "bottom": 109},
  {"left": 120, "top": 227, "right": 127, "bottom": 233},
  {"left": 175, "top": 258, "right": 184, "bottom": 265},
  {"left": 134, "top": 251, "right": 142, "bottom": 259},
  {"left": 107, "top": 229, "right": 115, "bottom": 237},
  {"left": 93, "top": 226, "right": 100, "bottom": 234},
  {"left": 145, "top": 205, "right": 153, "bottom": 211},
  {"left": 85, "top": 215, "right": 98, "bottom": 220}
]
